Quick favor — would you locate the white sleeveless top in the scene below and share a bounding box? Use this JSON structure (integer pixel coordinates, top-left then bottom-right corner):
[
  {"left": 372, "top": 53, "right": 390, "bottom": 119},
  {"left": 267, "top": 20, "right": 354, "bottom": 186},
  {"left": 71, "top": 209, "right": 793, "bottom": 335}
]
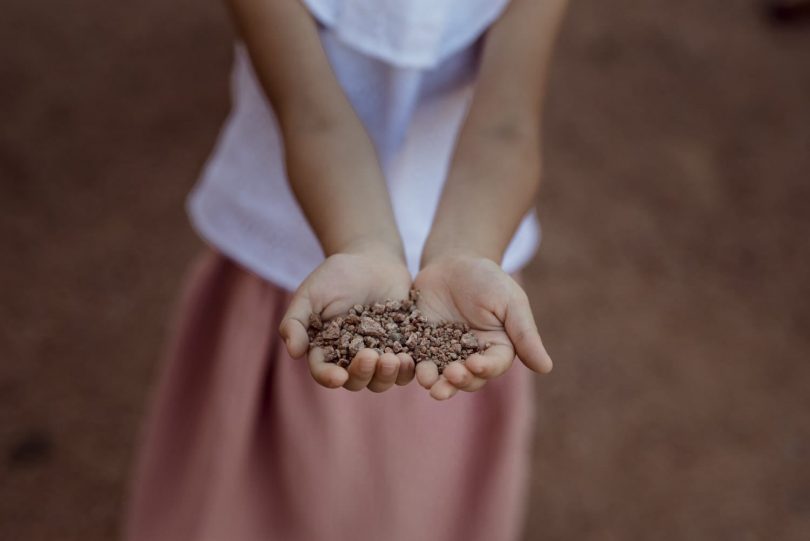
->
[{"left": 188, "top": 0, "right": 540, "bottom": 291}]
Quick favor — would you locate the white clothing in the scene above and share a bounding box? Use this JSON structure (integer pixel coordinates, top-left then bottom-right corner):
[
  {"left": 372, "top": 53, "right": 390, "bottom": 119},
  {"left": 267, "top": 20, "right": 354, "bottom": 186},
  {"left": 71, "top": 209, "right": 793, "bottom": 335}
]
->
[
  {"left": 302, "top": 0, "right": 511, "bottom": 68},
  {"left": 188, "top": 0, "right": 540, "bottom": 291}
]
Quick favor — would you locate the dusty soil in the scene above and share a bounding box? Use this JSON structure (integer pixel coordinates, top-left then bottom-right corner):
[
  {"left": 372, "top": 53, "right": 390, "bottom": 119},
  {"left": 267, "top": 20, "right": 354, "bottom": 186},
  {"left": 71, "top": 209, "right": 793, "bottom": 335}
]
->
[{"left": 1, "top": 0, "right": 809, "bottom": 540}]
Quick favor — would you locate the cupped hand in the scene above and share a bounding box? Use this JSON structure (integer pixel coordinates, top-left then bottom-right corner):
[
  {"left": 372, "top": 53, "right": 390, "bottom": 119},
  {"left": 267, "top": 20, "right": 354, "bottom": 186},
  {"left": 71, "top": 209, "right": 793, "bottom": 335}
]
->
[
  {"left": 279, "top": 243, "right": 416, "bottom": 392},
  {"left": 412, "top": 254, "right": 552, "bottom": 400}
]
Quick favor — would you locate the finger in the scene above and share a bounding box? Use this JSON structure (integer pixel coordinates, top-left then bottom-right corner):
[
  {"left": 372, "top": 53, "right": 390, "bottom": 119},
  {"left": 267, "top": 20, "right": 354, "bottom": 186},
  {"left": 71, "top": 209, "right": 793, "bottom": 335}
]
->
[
  {"left": 279, "top": 292, "right": 312, "bottom": 359},
  {"left": 343, "top": 348, "right": 379, "bottom": 391},
  {"left": 505, "top": 290, "right": 553, "bottom": 374},
  {"left": 415, "top": 361, "right": 439, "bottom": 389},
  {"left": 367, "top": 352, "right": 400, "bottom": 393},
  {"left": 395, "top": 353, "right": 415, "bottom": 386},
  {"left": 307, "top": 347, "right": 349, "bottom": 388},
  {"left": 464, "top": 345, "right": 515, "bottom": 380},
  {"left": 442, "top": 362, "right": 487, "bottom": 391},
  {"left": 459, "top": 377, "right": 487, "bottom": 392},
  {"left": 429, "top": 377, "right": 459, "bottom": 401}
]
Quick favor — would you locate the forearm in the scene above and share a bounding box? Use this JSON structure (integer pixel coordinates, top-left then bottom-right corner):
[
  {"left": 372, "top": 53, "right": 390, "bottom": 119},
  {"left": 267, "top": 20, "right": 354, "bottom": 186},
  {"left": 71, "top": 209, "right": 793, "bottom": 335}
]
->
[
  {"left": 283, "top": 124, "right": 404, "bottom": 258},
  {"left": 227, "top": 0, "right": 403, "bottom": 258},
  {"left": 422, "top": 123, "right": 542, "bottom": 265},
  {"left": 422, "top": 0, "right": 567, "bottom": 266}
]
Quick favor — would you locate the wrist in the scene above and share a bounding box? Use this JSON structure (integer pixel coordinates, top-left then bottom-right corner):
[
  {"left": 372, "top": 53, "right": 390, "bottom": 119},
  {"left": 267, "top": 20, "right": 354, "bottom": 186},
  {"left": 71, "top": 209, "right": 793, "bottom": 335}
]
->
[
  {"left": 420, "top": 240, "right": 500, "bottom": 269},
  {"left": 334, "top": 236, "right": 406, "bottom": 264}
]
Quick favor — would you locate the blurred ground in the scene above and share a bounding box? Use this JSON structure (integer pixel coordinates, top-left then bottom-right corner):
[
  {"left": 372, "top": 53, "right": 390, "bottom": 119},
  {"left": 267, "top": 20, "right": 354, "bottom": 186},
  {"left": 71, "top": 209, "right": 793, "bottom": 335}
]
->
[{"left": 1, "top": 0, "right": 809, "bottom": 540}]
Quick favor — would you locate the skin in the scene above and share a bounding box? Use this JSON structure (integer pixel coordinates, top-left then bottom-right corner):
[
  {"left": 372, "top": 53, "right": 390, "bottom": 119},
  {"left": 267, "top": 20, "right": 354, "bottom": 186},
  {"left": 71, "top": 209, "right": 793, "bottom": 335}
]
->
[
  {"left": 225, "top": 0, "right": 568, "bottom": 397},
  {"left": 417, "top": 0, "right": 568, "bottom": 399},
  {"left": 226, "top": 0, "right": 411, "bottom": 391}
]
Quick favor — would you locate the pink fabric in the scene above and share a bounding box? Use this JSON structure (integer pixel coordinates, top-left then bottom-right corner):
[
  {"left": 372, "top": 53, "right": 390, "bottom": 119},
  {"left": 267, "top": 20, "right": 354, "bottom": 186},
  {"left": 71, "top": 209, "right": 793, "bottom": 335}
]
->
[{"left": 124, "top": 250, "right": 536, "bottom": 541}]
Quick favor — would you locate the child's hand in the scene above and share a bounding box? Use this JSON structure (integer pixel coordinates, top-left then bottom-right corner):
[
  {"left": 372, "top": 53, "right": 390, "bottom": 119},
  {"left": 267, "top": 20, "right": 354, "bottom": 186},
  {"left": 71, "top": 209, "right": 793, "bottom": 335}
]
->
[
  {"left": 412, "top": 254, "right": 553, "bottom": 400},
  {"left": 279, "top": 242, "right": 416, "bottom": 392}
]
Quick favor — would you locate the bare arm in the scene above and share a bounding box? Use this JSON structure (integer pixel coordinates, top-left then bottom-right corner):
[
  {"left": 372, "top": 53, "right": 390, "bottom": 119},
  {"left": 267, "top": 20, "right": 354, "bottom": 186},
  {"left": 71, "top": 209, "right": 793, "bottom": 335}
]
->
[
  {"left": 226, "top": 0, "right": 403, "bottom": 259},
  {"left": 421, "top": 0, "right": 568, "bottom": 265},
  {"left": 227, "top": 0, "right": 413, "bottom": 391},
  {"left": 415, "top": 0, "right": 568, "bottom": 399}
]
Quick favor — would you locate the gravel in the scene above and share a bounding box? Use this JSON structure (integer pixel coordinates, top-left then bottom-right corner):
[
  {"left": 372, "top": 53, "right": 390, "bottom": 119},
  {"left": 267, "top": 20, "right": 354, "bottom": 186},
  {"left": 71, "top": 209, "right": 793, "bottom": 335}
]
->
[{"left": 307, "top": 290, "right": 485, "bottom": 372}]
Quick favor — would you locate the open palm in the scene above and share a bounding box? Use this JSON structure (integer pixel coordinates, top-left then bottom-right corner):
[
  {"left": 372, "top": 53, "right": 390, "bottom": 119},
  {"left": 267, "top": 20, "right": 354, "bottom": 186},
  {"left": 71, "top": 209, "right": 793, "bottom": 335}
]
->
[
  {"left": 280, "top": 248, "right": 415, "bottom": 392},
  {"left": 413, "top": 255, "right": 553, "bottom": 400}
]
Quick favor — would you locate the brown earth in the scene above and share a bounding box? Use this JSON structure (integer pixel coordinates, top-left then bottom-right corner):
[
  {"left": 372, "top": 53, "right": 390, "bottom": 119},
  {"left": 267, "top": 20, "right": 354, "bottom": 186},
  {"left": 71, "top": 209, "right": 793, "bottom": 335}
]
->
[{"left": 1, "top": 1, "right": 809, "bottom": 540}]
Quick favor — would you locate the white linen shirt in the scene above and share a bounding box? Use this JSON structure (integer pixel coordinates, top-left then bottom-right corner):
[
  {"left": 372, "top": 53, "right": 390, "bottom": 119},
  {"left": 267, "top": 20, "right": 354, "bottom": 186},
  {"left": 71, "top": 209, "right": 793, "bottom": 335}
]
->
[{"left": 187, "top": 0, "right": 540, "bottom": 291}]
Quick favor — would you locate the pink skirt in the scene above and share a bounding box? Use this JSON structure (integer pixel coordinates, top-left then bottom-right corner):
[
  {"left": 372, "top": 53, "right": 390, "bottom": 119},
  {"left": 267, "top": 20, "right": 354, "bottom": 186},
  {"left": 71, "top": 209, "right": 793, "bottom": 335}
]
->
[{"left": 124, "top": 250, "right": 536, "bottom": 541}]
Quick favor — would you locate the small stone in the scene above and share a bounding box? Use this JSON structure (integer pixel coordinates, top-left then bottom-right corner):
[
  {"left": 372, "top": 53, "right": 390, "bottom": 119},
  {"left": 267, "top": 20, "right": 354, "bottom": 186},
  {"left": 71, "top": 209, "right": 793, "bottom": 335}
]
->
[
  {"left": 460, "top": 333, "right": 478, "bottom": 349},
  {"left": 358, "top": 317, "right": 385, "bottom": 337},
  {"left": 349, "top": 336, "right": 364, "bottom": 355},
  {"left": 323, "top": 346, "right": 338, "bottom": 362},
  {"left": 322, "top": 321, "right": 340, "bottom": 340}
]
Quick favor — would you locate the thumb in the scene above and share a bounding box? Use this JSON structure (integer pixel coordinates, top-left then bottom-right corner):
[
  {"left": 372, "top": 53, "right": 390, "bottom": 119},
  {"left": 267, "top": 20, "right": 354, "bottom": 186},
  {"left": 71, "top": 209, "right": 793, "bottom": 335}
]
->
[
  {"left": 504, "top": 289, "right": 553, "bottom": 374},
  {"left": 279, "top": 290, "right": 313, "bottom": 359}
]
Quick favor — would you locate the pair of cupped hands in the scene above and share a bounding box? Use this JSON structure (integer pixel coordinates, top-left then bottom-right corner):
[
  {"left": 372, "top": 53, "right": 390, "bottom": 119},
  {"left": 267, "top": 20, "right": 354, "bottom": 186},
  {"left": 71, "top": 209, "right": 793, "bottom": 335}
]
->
[{"left": 279, "top": 243, "right": 553, "bottom": 400}]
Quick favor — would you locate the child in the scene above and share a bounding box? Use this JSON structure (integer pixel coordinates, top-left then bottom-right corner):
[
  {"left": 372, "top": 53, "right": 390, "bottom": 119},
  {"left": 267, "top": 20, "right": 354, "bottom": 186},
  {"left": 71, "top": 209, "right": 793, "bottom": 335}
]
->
[{"left": 125, "top": 0, "right": 567, "bottom": 539}]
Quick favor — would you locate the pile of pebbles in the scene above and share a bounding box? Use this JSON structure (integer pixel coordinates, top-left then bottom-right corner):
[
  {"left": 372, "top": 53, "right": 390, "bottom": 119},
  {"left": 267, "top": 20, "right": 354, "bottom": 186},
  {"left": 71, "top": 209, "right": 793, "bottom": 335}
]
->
[{"left": 307, "top": 290, "right": 484, "bottom": 373}]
